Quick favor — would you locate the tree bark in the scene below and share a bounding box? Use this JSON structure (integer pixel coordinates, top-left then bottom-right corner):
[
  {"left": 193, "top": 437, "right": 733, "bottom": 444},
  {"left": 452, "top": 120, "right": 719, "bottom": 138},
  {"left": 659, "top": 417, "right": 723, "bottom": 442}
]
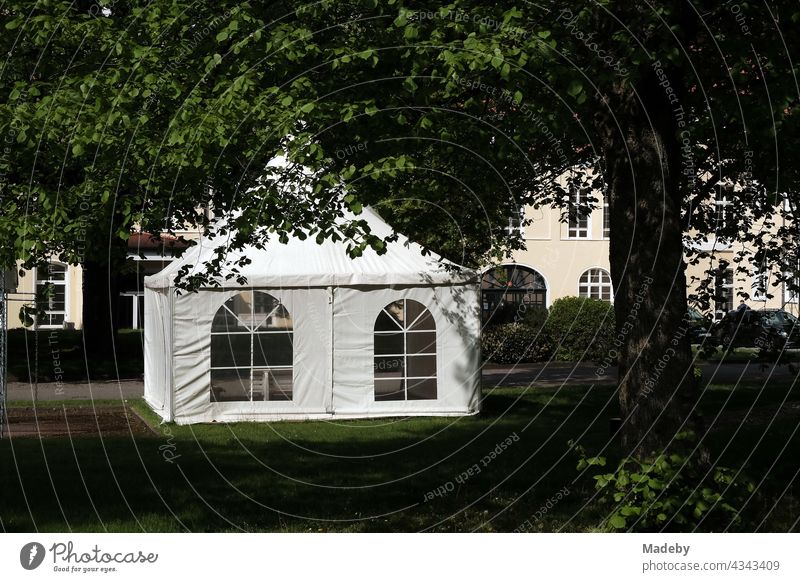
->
[
  {"left": 81, "top": 256, "right": 121, "bottom": 359},
  {"left": 597, "top": 68, "right": 699, "bottom": 458}
]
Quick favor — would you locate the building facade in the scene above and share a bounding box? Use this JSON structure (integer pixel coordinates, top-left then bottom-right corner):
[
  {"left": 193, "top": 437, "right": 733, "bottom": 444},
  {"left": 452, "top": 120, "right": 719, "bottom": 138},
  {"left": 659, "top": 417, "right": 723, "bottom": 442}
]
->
[
  {"left": 7, "top": 230, "right": 196, "bottom": 330},
  {"left": 487, "top": 192, "right": 800, "bottom": 322}
]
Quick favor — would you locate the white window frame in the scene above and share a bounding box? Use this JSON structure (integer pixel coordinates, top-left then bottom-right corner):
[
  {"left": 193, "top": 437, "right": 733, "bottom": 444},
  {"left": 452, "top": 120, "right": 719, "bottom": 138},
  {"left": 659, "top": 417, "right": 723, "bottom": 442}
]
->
[
  {"left": 715, "top": 193, "right": 732, "bottom": 233},
  {"left": 505, "top": 206, "right": 525, "bottom": 237},
  {"left": 34, "top": 262, "right": 69, "bottom": 329},
  {"left": 602, "top": 197, "right": 610, "bottom": 240},
  {"left": 715, "top": 268, "right": 734, "bottom": 320},
  {"left": 784, "top": 269, "right": 799, "bottom": 305},
  {"left": 751, "top": 266, "right": 769, "bottom": 302},
  {"left": 374, "top": 299, "right": 437, "bottom": 402},
  {"left": 210, "top": 291, "right": 293, "bottom": 402},
  {"left": 567, "top": 187, "right": 591, "bottom": 239},
  {"left": 578, "top": 268, "right": 613, "bottom": 302}
]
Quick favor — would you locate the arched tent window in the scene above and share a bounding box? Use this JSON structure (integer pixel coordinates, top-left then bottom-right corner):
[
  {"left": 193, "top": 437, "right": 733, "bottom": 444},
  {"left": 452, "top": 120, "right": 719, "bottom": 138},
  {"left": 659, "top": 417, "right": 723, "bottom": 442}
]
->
[
  {"left": 36, "top": 262, "right": 68, "bottom": 328},
  {"left": 210, "top": 291, "right": 293, "bottom": 402},
  {"left": 579, "top": 268, "right": 613, "bottom": 302},
  {"left": 481, "top": 265, "right": 547, "bottom": 324},
  {"left": 374, "top": 299, "right": 437, "bottom": 401}
]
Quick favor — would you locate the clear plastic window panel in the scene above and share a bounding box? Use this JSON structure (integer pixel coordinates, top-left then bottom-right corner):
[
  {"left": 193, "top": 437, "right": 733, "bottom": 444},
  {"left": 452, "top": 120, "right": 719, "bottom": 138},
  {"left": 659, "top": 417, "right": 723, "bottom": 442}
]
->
[
  {"left": 210, "top": 291, "right": 294, "bottom": 402},
  {"left": 373, "top": 299, "right": 437, "bottom": 402}
]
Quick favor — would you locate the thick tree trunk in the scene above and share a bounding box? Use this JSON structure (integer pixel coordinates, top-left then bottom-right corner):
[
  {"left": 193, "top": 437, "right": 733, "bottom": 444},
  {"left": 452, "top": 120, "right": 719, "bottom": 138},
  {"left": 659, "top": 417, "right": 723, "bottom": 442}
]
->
[
  {"left": 597, "top": 70, "right": 699, "bottom": 458},
  {"left": 81, "top": 256, "right": 121, "bottom": 358},
  {"left": 82, "top": 240, "right": 127, "bottom": 364}
]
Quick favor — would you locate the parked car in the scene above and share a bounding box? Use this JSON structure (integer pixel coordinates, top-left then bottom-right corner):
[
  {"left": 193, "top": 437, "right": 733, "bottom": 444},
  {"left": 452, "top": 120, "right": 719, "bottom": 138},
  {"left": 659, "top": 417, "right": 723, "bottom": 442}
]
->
[
  {"left": 687, "top": 307, "right": 712, "bottom": 344},
  {"left": 711, "top": 308, "right": 800, "bottom": 350}
]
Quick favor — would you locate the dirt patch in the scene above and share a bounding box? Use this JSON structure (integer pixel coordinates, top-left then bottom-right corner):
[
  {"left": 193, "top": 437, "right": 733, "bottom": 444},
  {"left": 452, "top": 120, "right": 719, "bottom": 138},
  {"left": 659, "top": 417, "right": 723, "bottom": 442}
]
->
[{"left": 4, "top": 405, "right": 157, "bottom": 438}]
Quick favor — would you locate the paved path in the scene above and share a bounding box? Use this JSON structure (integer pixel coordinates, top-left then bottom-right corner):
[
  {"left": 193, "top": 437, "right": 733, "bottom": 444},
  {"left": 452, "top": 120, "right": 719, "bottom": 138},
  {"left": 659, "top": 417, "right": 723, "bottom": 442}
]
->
[{"left": 6, "top": 361, "right": 798, "bottom": 402}]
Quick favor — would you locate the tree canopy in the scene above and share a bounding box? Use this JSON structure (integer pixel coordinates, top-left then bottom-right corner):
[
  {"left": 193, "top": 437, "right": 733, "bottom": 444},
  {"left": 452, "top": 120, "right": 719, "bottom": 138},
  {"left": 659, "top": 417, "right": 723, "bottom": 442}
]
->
[{"left": 2, "top": 0, "right": 799, "bottom": 454}]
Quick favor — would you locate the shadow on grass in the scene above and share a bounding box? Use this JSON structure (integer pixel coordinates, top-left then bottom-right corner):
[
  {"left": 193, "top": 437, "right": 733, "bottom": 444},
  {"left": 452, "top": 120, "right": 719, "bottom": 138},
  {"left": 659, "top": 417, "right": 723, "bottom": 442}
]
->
[{"left": 1, "top": 383, "right": 798, "bottom": 532}]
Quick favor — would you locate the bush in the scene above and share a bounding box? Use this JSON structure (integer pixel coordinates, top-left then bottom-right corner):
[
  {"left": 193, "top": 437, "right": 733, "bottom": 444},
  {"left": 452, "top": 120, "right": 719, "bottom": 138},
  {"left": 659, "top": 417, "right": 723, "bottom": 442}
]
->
[
  {"left": 544, "top": 296, "right": 614, "bottom": 362},
  {"left": 572, "top": 436, "right": 755, "bottom": 532},
  {"left": 481, "top": 322, "right": 553, "bottom": 364}
]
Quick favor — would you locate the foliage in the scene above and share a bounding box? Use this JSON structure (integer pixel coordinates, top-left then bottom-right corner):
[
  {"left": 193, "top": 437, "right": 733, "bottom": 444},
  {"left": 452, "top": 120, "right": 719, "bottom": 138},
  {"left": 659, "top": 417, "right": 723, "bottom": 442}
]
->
[
  {"left": 572, "top": 438, "right": 756, "bottom": 532},
  {"left": 481, "top": 322, "right": 552, "bottom": 364},
  {"left": 521, "top": 305, "right": 549, "bottom": 331},
  {"left": 544, "top": 297, "right": 614, "bottom": 363}
]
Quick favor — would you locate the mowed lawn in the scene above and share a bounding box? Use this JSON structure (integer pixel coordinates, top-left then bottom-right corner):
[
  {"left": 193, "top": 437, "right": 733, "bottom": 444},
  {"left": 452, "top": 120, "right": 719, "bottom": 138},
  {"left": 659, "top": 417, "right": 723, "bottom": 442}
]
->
[{"left": 1, "top": 381, "right": 799, "bottom": 532}]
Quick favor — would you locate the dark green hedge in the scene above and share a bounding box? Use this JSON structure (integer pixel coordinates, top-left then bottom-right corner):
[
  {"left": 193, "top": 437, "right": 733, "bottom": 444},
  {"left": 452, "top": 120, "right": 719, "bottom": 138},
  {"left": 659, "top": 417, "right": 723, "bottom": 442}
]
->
[
  {"left": 481, "top": 297, "right": 614, "bottom": 364},
  {"left": 481, "top": 322, "right": 553, "bottom": 364},
  {"left": 545, "top": 296, "right": 615, "bottom": 362}
]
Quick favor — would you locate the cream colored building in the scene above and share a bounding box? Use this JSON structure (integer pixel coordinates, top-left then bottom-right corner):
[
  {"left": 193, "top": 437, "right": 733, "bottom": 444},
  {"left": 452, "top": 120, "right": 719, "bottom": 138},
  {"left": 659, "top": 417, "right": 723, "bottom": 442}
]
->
[
  {"left": 492, "top": 191, "right": 799, "bottom": 321},
  {"left": 7, "top": 194, "right": 796, "bottom": 330},
  {"left": 7, "top": 228, "right": 201, "bottom": 330}
]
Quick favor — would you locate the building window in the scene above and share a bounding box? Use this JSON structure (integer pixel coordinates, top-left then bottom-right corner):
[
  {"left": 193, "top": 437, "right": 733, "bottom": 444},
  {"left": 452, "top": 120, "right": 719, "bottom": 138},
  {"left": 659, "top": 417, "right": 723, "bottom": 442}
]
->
[
  {"left": 752, "top": 266, "right": 768, "bottom": 302},
  {"left": 785, "top": 265, "right": 799, "bottom": 305},
  {"left": 568, "top": 188, "right": 591, "bottom": 239},
  {"left": 715, "top": 268, "right": 734, "bottom": 319},
  {"left": 506, "top": 206, "right": 525, "bottom": 237},
  {"left": 602, "top": 197, "right": 610, "bottom": 239},
  {"left": 374, "top": 299, "right": 437, "bottom": 401},
  {"left": 210, "top": 291, "right": 293, "bottom": 402},
  {"left": 579, "top": 268, "right": 613, "bottom": 302},
  {"left": 481, "top": 265, "right": 547, "bottom": 324},
  {"left": 715, "top": 193, "right": 731, "bottom": 233},
  {"left": 35, "top": 262, "right": 67, "bottom": 328}
]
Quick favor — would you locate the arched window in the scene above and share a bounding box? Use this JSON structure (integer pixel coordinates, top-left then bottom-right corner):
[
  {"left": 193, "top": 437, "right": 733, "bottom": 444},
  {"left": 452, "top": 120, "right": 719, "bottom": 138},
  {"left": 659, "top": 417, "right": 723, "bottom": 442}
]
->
[
  {"left": 36, "top": 262, "right": 67, "bottom": 328},
  {"left": 210, "top": 291, "right": 293, "bottom": 402},
  {"left": 481, "top": 265, "right": 547, "bottom": 324},
  {"left": 374, "top": 299, "right": 437, "bottom": 401},
  {"left": 579, "top": 268, "right": 613, "bottom": 302}
]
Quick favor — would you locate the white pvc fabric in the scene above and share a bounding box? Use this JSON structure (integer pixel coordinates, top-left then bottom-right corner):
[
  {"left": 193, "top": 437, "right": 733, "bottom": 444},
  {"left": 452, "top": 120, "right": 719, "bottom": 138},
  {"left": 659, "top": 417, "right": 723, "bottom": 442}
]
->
[{"left": 144, "top": 208, "right": 481, "bottom": 424}]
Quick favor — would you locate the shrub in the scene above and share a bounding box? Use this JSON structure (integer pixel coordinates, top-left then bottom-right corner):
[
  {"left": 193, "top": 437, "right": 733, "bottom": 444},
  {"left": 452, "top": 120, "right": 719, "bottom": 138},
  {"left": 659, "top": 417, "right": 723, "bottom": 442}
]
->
[
  {"left": 544, "top": 296, "right": 614, "bottom": 362},
  {"left": 482, "top": 322, "right": 553, "bottom": 364},
  {"left": 572, "top": 437, "right": 755, "bottom": 532},
  {"left": 520, "top": 304, "right": 548, "bottom": 331}
]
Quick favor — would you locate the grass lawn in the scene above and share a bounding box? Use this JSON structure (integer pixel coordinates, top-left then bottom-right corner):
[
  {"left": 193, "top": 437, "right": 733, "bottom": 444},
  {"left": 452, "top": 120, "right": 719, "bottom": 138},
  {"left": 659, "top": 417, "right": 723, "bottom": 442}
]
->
[{"left": 1, "top": 381, "right": 799, "bottom": 533}]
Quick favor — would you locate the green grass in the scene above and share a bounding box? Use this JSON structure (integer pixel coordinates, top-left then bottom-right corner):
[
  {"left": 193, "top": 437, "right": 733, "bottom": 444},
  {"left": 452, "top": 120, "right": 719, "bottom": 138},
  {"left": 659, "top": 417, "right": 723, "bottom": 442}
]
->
[
  {"left": 1, "top": 382, "right": 798, "bottom": 532},
  {"left": 7, "top": 328, "right": 143, "bottom": 382}
]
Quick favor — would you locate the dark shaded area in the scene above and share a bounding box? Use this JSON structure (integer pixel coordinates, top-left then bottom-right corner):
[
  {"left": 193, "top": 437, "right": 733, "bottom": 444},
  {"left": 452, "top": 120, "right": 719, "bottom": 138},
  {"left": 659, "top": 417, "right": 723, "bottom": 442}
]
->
[
  {"left": 1, "top": 383, "right": 797, "bottom": 532},
  {"left": 7, "top": 329, "right": 143, "bottom": 382}
]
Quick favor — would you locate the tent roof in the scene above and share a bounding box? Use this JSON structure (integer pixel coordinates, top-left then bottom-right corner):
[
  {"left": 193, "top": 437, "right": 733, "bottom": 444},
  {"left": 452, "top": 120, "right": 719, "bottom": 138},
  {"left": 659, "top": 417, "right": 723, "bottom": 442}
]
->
[{"left": 144, "top": 206, "right": 476, "bottom": 289}]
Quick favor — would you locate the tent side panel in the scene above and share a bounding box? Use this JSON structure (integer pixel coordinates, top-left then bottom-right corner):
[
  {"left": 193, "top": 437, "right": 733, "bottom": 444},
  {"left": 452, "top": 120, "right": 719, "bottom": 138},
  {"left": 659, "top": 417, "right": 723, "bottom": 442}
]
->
[
  {"left": 331, "top": 285, "right": 480, "bottom": 415},
  {"left": 170, "top": 288, "right": 332, "bottom": 424},
  {"left": 286, "top": 288, "right": 332, "bottom": 413},
  {"left": 171, "top": 290, "right": 215, "bottom": 423},
  {"left": 144, "top": 286, "right": 172, "bottom": 419},
  {"left": 435, "top": 283, "right": 482, "bottom": 414}
]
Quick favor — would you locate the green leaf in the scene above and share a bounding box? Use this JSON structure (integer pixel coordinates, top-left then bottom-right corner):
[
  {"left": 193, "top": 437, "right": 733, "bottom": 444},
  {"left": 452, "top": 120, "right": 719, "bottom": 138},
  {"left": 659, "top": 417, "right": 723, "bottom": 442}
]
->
[
  {"left": 281, "top": 95, "right": 293, "bottom": 106},
  {"left": 608, "top": 515, "right": 626, "bottom": 529},
  {"left": 300, "top": 102, "right": 315, "bottom": 113},
  {"left": 216, "top": 31, "right": 229, "bottom": 42},
  {"left": 72, "top": 144, "right": 84, "bottom": 156},
  {"left": 567, "top": 80, "right": 583, "bottom": 97}
]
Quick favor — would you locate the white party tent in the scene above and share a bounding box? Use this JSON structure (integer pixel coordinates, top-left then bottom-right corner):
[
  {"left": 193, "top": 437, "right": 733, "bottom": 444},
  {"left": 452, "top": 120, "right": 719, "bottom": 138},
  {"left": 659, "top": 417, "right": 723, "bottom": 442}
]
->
[{"left": 144, "top": 207, "right": 481, "bottom": 424}]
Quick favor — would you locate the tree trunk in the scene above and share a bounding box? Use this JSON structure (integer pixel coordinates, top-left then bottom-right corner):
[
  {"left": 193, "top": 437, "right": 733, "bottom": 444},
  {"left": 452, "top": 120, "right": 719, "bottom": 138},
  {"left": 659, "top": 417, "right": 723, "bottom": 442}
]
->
[
  {"left": 597, "top": 69, "right": 699, "bottom": 458},
  {"left": 81, "top": 256, "right": 121, "bottom": 359}
]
